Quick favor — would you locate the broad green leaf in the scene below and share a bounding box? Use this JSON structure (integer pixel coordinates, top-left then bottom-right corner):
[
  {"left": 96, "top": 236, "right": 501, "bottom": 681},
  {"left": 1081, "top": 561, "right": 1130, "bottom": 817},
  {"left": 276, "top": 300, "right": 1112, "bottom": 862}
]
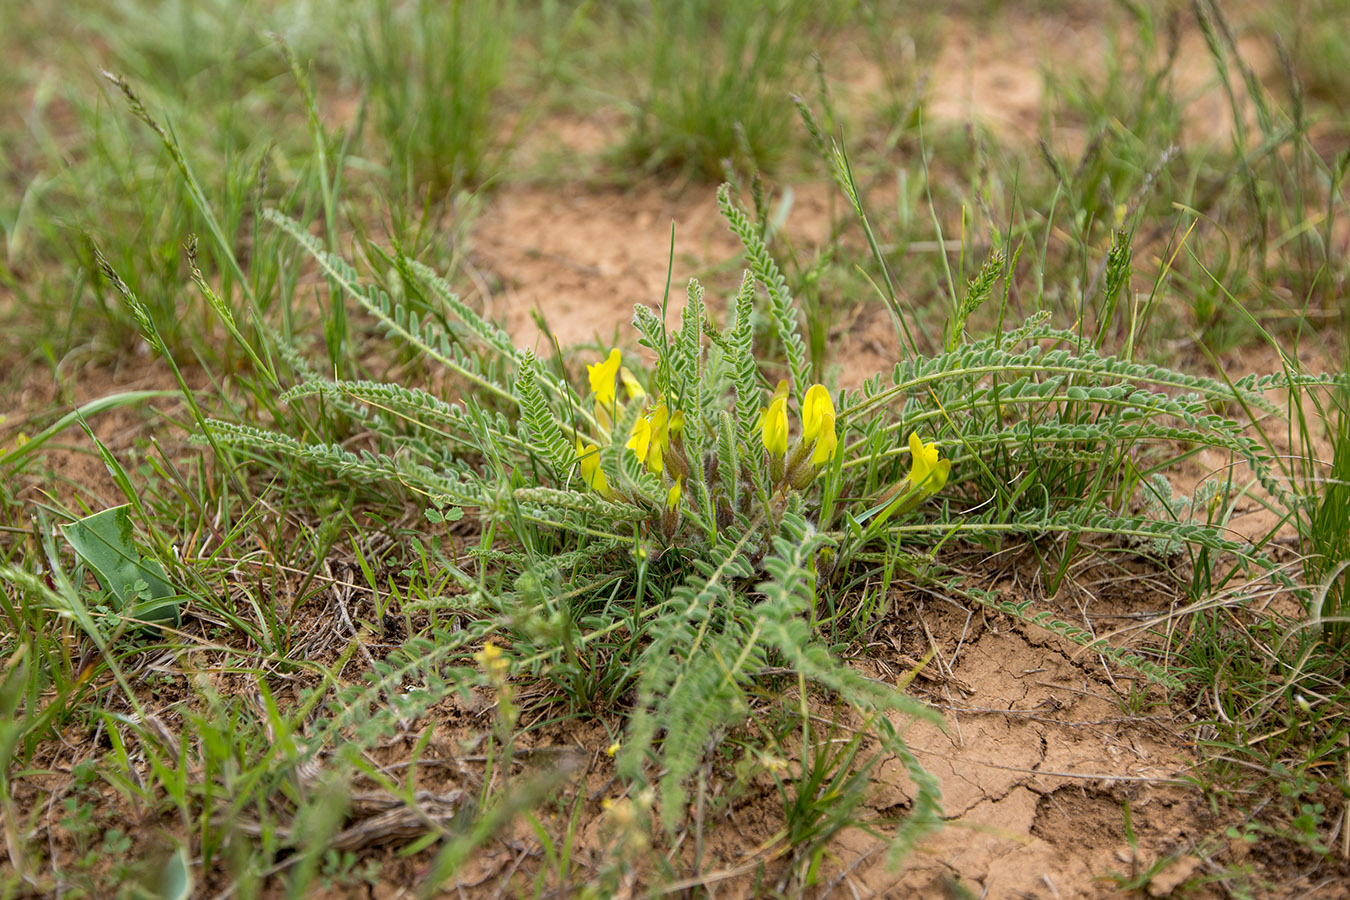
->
[
  {"left": 61, "top": 506, "right": 181, "bottom": 627},
  {"left": 161, "top": 845, "right": 193, "bottom": 900}
]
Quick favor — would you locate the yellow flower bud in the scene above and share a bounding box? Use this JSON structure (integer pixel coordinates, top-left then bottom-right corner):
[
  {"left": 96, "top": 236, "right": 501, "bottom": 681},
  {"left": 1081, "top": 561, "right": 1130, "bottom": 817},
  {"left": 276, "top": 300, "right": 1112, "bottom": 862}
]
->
[
  {"left": 761, "top": 395, "right": 789, "bottom": 459},
  {"left": 756, "top": 379, "right": 791, "bottom": 431},
  {"left": 668, "top": 409, "right": 684, "bottom": 440},
  {"left": 660, "top": 476, "right": 684, "bottom": 540},
  {"left": 666, "top": 476, "right": 683, "bottom": 512}
]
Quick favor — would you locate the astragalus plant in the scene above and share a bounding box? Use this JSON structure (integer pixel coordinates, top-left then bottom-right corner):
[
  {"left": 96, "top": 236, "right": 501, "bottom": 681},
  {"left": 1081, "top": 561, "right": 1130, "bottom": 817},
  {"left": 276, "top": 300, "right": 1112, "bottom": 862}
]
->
[{"left": 162, "top": 179, "right": 1315, "bottom": 881}]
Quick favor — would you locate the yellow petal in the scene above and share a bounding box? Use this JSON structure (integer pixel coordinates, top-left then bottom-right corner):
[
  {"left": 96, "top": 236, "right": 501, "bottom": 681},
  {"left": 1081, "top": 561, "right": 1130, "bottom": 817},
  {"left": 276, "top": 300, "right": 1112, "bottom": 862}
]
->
[
  {"left": 921, "top": 440, "right": 941, "bottom": 471},
  {"left": 802, "top": 384, "right": 837, "bottom": 468},
  {"left": 908, "top": 432, "right": 930, "bottom": 487},
  {"left": 619, "top": 367, "right": 646, "bottom": 402},
  {"left": 626, "top": 417, "right": 652, "bottom": 460},
  {"left": 906, "top": 433, "right": 948, "bottom": 495},
  {"left": 801, "top": 384, "right": 834, "bottom": 443},
  {"left": 755, "top": 380, "right": 791, "bottom": 430},
  {"left": 762, "top": 396, "right": 789, "bottom": 458},
  {"left": 919, "top": 440, "right": 942, "bottom": 487},
  {"left": 666, "top": 476, "right": 683, "bottom": 512},
  {"left": 926, "top": 458, "right": 951, "bottom": 495},
  {"left": 650, "top": 403, "right": 670, "bottom": 449},
  {"left": 587, "top": 349, "right": 622, "bottom": 409},
  {"left": 811, "top": 418, "right": 838, "bottom": 467}
]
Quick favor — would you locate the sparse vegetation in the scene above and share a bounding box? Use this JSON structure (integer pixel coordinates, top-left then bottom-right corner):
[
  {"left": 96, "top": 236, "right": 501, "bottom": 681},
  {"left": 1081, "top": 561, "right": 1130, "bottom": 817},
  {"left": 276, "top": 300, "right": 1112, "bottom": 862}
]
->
[{"left": 1, "top": 0, "right": 1347, "bottom": 897}]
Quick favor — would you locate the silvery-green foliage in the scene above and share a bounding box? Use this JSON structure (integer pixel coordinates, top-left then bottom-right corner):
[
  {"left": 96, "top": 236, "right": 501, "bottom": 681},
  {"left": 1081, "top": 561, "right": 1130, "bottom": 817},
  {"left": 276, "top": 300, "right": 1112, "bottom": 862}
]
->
[{"left": 178, "top": 188, "right": 1337, "bottom": 867}]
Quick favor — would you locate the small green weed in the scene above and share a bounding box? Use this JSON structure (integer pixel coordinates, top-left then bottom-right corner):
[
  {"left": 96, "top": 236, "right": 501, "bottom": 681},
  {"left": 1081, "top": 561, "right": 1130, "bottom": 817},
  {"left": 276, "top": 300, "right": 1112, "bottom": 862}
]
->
[
  {"left": 353, "top": 0, "right": 517, "bottom": 195},
  {"left": 618, "top": 0, "right": 824, "bottom": 179}
]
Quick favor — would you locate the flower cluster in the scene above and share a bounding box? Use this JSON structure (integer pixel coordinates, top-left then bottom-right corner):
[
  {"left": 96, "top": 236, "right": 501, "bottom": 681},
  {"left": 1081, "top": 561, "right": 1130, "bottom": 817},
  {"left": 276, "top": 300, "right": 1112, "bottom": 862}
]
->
[
  {"left": 759, "top": 381, "right": 839, "bottom": 490},
  {"left": 627, "top": 403, "right": 686, "bottom": 479},
  {"left": 576, "top": 349, "right": 688, "bottom": 537},
  {"left": 573, "top": 349, "right": 950, "bottom": 545}
]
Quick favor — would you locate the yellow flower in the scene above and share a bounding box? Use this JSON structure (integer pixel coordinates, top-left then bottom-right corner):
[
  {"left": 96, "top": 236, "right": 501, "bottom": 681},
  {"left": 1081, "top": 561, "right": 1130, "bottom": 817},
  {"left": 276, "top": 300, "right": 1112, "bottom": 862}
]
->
[
  {"left": 756, "top": 379, "right": 791, "bottom": 431},
  {"left": 587, "top": 348, "right": 622, "bottom": 409},
  {"left": 576, "top": 438, "right": 613, "bottom": 498},
  {"left": 475, "top": 641, "right": 510, "bottom": 680},
  {"left": 660, "top": 475, "right": 684, "bottom": 539},
  {"left": 626, "top": 403, "right": 670, "bottom": 474},
  {"left": 860, "top": 434, "right": 952, "bottom": 530},
  {"left": 761, "top": 395, "right": 789, "bottom": 458},
  {"left": 606, "top": 741, "right": 621, "bottom": 757},
  {"left": 649, "top": 403, "right": 670, "bottom": 448},
  {"left": 801, "top": 384, "right": 837, "bottom": 467},
  {"left": 907, "top": 432, "right": 950, "bottom": 495},
  {"left": 665, "top": 476, "right": 683, "bottom": 512},
  {"left": 477, "top": 641, "right": 502, "bottom": 665}
]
